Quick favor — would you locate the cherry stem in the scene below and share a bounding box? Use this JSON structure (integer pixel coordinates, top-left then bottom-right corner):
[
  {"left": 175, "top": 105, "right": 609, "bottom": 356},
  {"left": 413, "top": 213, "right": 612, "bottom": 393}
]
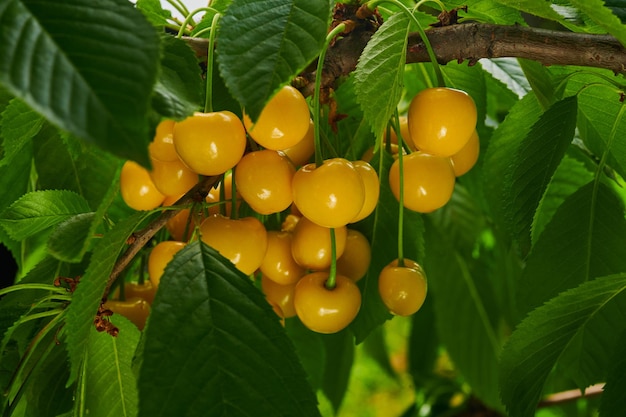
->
[
  {"left": 325, "top": 228, "right": 338, "bottom": 290},
  {"left": 314, "top": 23, "right": 347, "bottom": 168},
  {"left": 392, "top": 111, "right": 405, "bottom": 267},
  {"left": 365, "top": 0, "right": 445, "bottom": 88},
  {"left": 0, "top": 283, "right": 68, "bottom": 297},
  {"left": 415, "top": 0, "right": 446, "bottom": 12},
  {"left": 204, "top": 12, "right": 221, "bottom": 113},
  {"left": 175, "top": 7, "right": 220, "bottom": 39},
  {"left": 229, "top": 168, "right": 238, "bottom": 220}
]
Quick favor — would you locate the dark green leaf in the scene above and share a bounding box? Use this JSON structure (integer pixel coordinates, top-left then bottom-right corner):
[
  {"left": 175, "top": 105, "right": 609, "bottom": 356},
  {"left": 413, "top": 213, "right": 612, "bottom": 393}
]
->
[
  {"left": 0, "top": 144, "right": 31, "bottom": 260},
  {"left": 216, "top": 0, "right": 330, "bottom": 120},
  {"left": 569, "top": 0, "right": 626, "bottom": 46},
  {"left": 137, "top": 241, "right": 320, "bottom": 417},
  {"left": 0, "top": 98, "right": 43, "bottom": 166},
  {"left": 408, "top": 295, "right": 438, "bottom": 381},
  {"left": 75, "top": 316, "right": 140, "bottom": 417},
  {"left": 64, "top": 211, "right": 153, "bottom": 384},
  {"left": 519, "top": 181, "right": 626, "bottom": 314},
  {"left": 501, "top": 96, "right": 577, "bottom": 252},
  {"left": 152, "top": 35, "right": 203, "bottom": 119},
  {"left": 355, "top": 12, "right": 410, "bottom": 139},
  {"left": 0, "top": 0, "right": 160, "bottom": 165},
  {"left": 285, "top": 318, "right": 326, "bottom": 390},
  {"left": 500, "top": 274, "right": 626, "bottom": 417},
  {"left": 350, "top": 151, "right": 424, "bottom": 343},
  {"left": 0, "top": 190, "right": 91, "bottom": 241},
  {"left": 321, "top": 330, "right": 354, "bottom": 413},
  {"left": 599, "top": 330, "right": 626, "bottom": 416},
  {"left": 47, "top": 213, "right": 95, "bottom": 263},
  {"left": 424, "top": 220, "right": 502, "bottom": 409},
  {"left": 518, "top": 58, "right": 555, "bottom": 109}
]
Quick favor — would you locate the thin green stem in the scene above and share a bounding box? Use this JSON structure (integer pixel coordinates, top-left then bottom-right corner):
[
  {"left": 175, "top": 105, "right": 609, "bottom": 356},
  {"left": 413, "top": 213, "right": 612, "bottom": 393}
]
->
[
  {"left": 325, "top": 228, "right": 338, "bottom": 290},
  {"left": 366, "top": 0, "right": 445, "bottom": 87},
  {"left": 166, "top": 0, "right": 191, "bottom": 21},
  {"left": 205, "top": 12, "right": 222, "bottom": 113},
  {"left": 176, "top": 7, "right": 221, "bottom": 39},
  {"left": 393, "top": 111, "right": 405, "bottom": 266},
  {"left": 314, "top": 23, "right": 347, "bottom": 167},
  {"left": 0, "top": 283, "right": 68, "bottom": 297},
  {"left": 415, "top": 0, "right": 446, "bottom": 12},
  {"left": 230, "top": 167, "right": 238, "bottom": 220}
]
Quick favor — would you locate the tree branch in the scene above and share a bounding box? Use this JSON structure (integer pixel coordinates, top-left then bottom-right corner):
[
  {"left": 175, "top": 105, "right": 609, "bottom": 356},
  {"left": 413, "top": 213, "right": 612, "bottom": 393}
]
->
[
  {"left": 184, "top": 23, "right": 626, "bottom": 96},
  {"left": 537, "top": 383, "right": 604, "bottom": 408}
]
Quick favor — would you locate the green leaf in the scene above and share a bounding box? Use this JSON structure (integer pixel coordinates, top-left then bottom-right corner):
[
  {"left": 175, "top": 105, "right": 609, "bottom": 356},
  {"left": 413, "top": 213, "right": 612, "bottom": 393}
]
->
[
  {"left": 321, "top": 330, "right": 354, "bottom": 412},
  {"left": 350, "top": 151, "right": 424, "bottom": 343},
  {"left": 518, "top": 58, "right": 555, "bottom": 109},
  {"left": 408, "top": 295, "right": 438, "bottom": 381},
  {"left": 493, "top": 0, "right": 583, "bottom": 31},
  {"left": 0, "top": 0, "right": 160, "bottom": 165},
  {"left": 519, "top": 181, "right": 626, "bottom": 314},
  {"left": 285, "top": 318, "right": 326, "bottom": 390},
  {"left": 216, "top": 0, "right": 330, "bottom": 120},
  {"left": 0, "top": 98, "right": 43, "bottom": 166},
  {"left": 137, "top": 241, "right": 320, "bottom": 417},
  {"left": 569, "top": 0, "right": 626, "bottom": 46},
  {"left": 136, "top": 0, "right": 172, "bottom": 27},
  {"left": 47, "top": 213, "right": 95, "bottom": 263},
  {"left": 64, "top": 211, "right": 153, "bottom": 385},
  {"left": 75, "top": 316, "right": 140, "bottom": 417},
  {"left": 500, "top": 273, "right": 626, "bottom": 417},
  {"left": 531, "top": 153, "right": 594, "bottom": 244},
  {"left": 152, "top": 35, "right": 203, "bottom": 120},
  {"left": 501, "top": 96, "right": 577, "bottom": 252},
  {"left": 0, "top": 190, "right": 91, "bottom": 241},
  {"left": 354, "top": 12, "right": 410, "bottom": 139},
  {"left": 443, "top": 0, "right": 523, "bottom": 25},
  {"left": 424, "top": 220, "right": 502, "bottom": 409},
  {"left": 482, "top": 92, "right": 543, "bottom": 222},
  {"left": 480, "top": 58, "right": 530, "bottom": 99},
  {"left": 0, "top": 144, "right": 31, "bottom": 260},
  {"left": 599, "top": 330, "right": 626, "bottom": 416}
]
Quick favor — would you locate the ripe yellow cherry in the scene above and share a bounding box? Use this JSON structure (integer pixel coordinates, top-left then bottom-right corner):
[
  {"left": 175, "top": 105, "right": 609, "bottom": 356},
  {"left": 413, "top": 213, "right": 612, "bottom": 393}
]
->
[
  {"left": 120, "top": 160, "right": 165, "bottom": 211},
  {"left": 149, "top": 157, "right": 198, "bottom": 197},
  {"left": 244, "top": 85, "right": 310, "bottom": 150},
  {"left": 281, "top": 119, "right": 315, "bottom": 167},
  {"left": 291, "top": 217, "right": 347, "bottom": 271},
  {"left": 148, "top": 119, "right": 178, "bottom": 162},
  {"left": 199, "top": 214, "right": 268, "bottom": 276},
  {"left": 260, "top": 230, "right": 305, "bottom": 285},
  {"left": 234, "top": 150, "right": 295, "bottom": 215},
  {"left": 292, "top": 158, "right": 365, "bottom": 228},
  {"left": 173, "top": 111, "right": 246, "bottom": 176},
  {"left": 378, "top": 258, "right": 427, "bottom": 316},
  {"left": 350, "top": 160, "right": 379, "bottom": 223},
  {"left": 261, "top": 274, "right": 297, "bottom": 318},
  {"left": 335, "top": 229, "right": 371, "bottom": 282},
  {"left": 148, "top": 241, "right": 187, "bottom": 288},
  {"left": 293, "top": 272, "right": 361, "bottom": 334},
  {"left": 450, "top": 130, "right": 480, "bottom": 176},
  {"left": 389, "top": 152, "right": 455, "bottom": 213},
  {"left": 408, "top": 87, "right": 477, "bottom": 157}
]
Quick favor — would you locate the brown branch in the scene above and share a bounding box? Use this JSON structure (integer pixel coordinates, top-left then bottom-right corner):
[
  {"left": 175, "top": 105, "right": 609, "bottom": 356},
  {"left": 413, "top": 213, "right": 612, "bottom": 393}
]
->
[
  {"left": 184, "top": 23, "right": 626, "bottom": 96},
  {"left": 104, "top": 175, "right": 219, "bottom": 297},
  {"left": 537, "top": 383, "right": 604, "bottom": 408}
]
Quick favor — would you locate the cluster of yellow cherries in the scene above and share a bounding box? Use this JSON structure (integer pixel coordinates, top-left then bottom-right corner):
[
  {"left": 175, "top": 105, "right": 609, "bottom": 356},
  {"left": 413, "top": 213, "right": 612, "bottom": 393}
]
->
[{"left": 116, "top": 84, "right": 479, "bottom": 333}]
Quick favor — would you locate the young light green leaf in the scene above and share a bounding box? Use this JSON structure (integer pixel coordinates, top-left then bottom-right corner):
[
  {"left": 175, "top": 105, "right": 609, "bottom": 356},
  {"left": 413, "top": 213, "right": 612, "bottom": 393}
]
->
[
  {"left": 152, "top": 35, "right": 203, "bottom": 120},
  {"left": 77, "top": 316, "right": 140, "bottom": 417},
  {"left": 216, "top": 0, "right": 330, "bottom": 120},
  {"left": 599, "top": 330, "right": 626, "bottom": 416},
  {"left": 349, "top": 151, "right": 424, "bottom": 344},
  {"left": 500, "top": 273, "right": 626, "bottom": 417},
  {"left": 443, "top": 0, "right": 522, "bottom": 25},
  {"left": 137, "top": 241, "right": 320, "bottom": 417},
  {"left": 0, "top": 0, "right": 160, "bottom": 165},
  {"left": 519, "top": 181, "right": 626, "bottom": 314},
  {"left": 569, "top": 0, "right": 626, "bottom": 46},
  {"left": 501, "top": 96, "right": 577, "bottom": 252},
  {"left": 0, "top": 98, "right": 43, "bottom": 166},
  {"left": 136, "top": 0, "right": 172, "bottom": 27},
  {"left": 0, "top": 190, "right": 91, "bottom": 241},
  {"left": 64, "top": 211, "right": 153, "bottom": 385},
  {"left": 354, "top": 12, "right": 410, "bottom": 139},
  {"left": 424, "top": 220, "right": 502, "bottom": 409}
]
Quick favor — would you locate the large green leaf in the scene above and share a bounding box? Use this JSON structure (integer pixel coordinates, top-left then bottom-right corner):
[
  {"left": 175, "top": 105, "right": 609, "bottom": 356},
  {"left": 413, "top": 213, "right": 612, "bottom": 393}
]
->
[
  {"left": 137, "top": 241, "right": 320, "bottom": 417},
  {"left": 599, "top": 330, "right": 626, "bottom": 416},
  {"left": 64, "top": 211, "right": 153, "bottom": 384},
  {"left": 74, "top": 316, "right": 140, "bottom": 417},
  {"left": 285, "top": 318, "right": 326, "bottom": 390},
  {"left": 569, "top": 0, "right": 626, "bottom": 46},
  {"left": 443, "top": 0, "right": 522, "bottom": 25},
  {"left": 519, "top": 181, "right": 626, "bottom": 313},
  {"left": 350, "top": 151, "right": 424, "bottom": 343},
  {"left": 0, "top": 144, "right": 31, "bottom": 260},
  {"left": 216, "top": 0, "right": 330, "bottom": 120},
  {"left": 0, "top": 190, "right": 91, "bottom": 241},
  {"left": 493, "top": 0, "right": 583, "bottom": 31},
  {"left": 482, "top": 92, "right": 543, "bottom": 221},
  {"left": 500, "top": 273, "right": 626, "bottom": 417},
  {"left": 0, "top": 98, "right": 43, "bottom": 167},
  {"left": 424, "top": 220, "right": 502, "bottom": 409},
  {"left": 501, "top": 96, "right": 577, "bottom": 252},
  {"left": 321, "top": 330, "right": 354, "bottom": 413},
  {"left": 0, "top": 0, "right": 160, "bottom": 165},
  {"left": 354, "top": 12, "right": 410, "bottom": 139},
  {"left": 152, "top": 35, "right": 203, "bottom": 120}
]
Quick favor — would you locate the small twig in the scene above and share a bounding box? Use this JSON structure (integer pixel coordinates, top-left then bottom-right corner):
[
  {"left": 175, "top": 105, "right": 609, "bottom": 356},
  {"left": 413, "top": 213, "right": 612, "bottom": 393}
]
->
[
  {"left": 104, "top": 175, "right": 219, "bottom": 296},
  {"left": 537, "top": 383, "right": 604, "bottom": 408}
]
